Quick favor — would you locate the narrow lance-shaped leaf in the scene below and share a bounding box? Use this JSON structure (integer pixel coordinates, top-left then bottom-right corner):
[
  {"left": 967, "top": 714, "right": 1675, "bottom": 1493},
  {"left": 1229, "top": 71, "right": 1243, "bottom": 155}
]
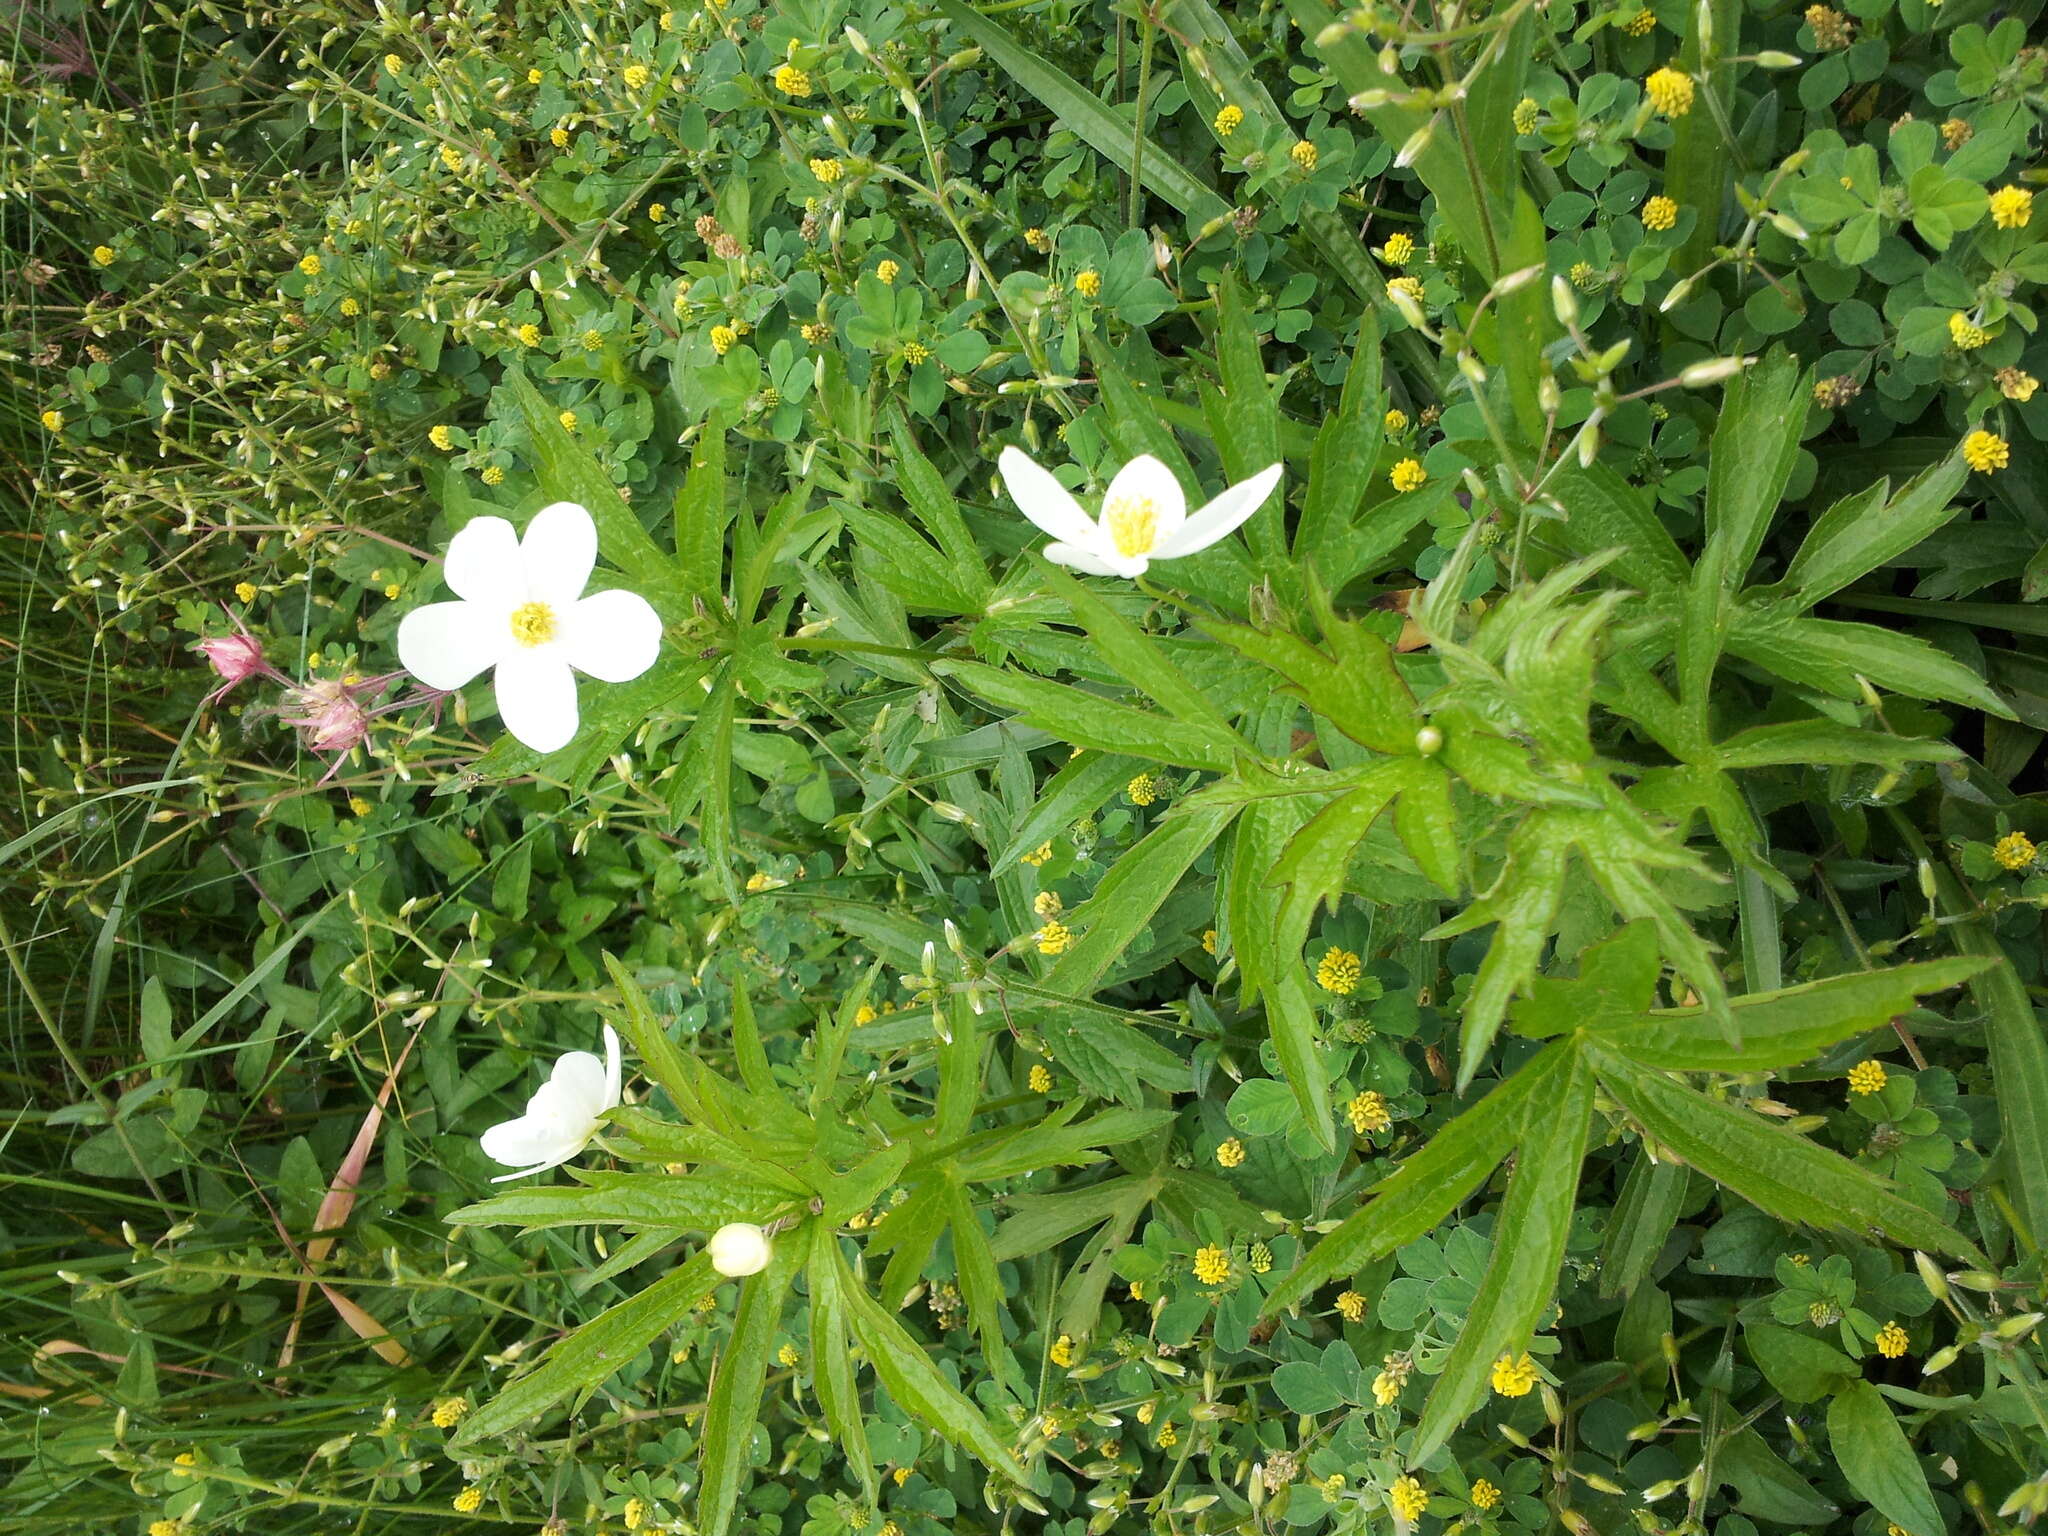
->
[
  {"left": 933, "top": 659, "right": 1243, "bottom": 771},
  {"left": 1263, "top": 1042, "right": 1572, "bottom": 1316},
  {"left": 1412, "top": 1043, "right": 1593, "bottom": 1463},
  {"left": 806, "top": 1223, "right": 876, "bottom": 1505},
  {"left": 698, "top": 1232, "right": 803, "bottom": 1536}
]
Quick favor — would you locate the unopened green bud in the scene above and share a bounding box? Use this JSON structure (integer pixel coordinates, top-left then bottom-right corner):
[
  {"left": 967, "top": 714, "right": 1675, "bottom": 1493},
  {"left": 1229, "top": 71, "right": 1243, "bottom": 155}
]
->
[
  {"left": 1756, "top": 50, "right": 1802, "bottom": 67},
  {"left": 1769, "top": 212, "right": 1810, "bottom": 241},
  {"left": 1415, "top": 725, "right": 1444, "bottom": 756},
  {"left": 1551, "top": 273, "right": 1579, "bottom": 326},
  {"left": 1660, "top": 274, "right": 1697, "bottom": 313},
  {"left": 1679, "top": 355, "right": 1752, "bottom": 388},
  {"left": 1349, "top": 89, "right": 1394, "bottom": 111},
  {"left": 1952, "top": 1270, "right": 2002, "bottom": 1292},
  {"left": 1395, "top": 120, "right": 1434, "bottom": 168},
  {"left": 1457, "top": 351, "right": 1488, "bottom": 385}
]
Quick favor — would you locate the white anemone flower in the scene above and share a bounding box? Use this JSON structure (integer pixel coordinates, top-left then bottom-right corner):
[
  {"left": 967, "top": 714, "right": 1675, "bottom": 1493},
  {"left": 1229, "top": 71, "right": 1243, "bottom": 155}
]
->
[
  {"left": 997, "top": 447, "right": 1284, "bottom": 579},
  {"left": 397, "top": 501, "right": 662, "bottom": 754},
  {"left": 479, "top": 1025, "right": 622, "bottom": 1181}
]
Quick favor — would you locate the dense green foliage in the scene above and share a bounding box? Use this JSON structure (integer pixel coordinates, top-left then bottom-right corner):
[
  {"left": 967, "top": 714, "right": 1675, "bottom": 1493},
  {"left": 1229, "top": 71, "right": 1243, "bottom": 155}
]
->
[{"left": 8, "top": 0, "right": 2048, "bottom": 1533}]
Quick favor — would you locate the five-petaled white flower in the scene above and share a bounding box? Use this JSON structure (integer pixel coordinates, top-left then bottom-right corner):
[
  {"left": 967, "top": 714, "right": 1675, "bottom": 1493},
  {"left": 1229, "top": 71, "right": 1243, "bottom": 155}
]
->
[
  {"left": 398, "top": 501, "right": 662, "bottom": 754},
  {"left": 997, "top": 447, "right": 1284, "bottom": 579},
  {"left": 479, "top": 1025, "right": 622, "bottom": 1181}
]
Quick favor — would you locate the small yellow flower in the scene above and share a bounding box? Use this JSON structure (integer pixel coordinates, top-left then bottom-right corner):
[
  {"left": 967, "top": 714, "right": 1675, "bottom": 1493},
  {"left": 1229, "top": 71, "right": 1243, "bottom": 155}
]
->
[
  {"left": 659, "top": 10, "right": 673, "bottom": 30},
  {"left": 1645, "top": 65, "right": 1694, "bottom": 116},
  {"left": 150, "top": 1522, "right": 181, "bottom": 1536},
  {"left": 1641, "top": 195, "right": 1678, "bottom": 231},
  {"left": 623, "top": 1497, "right": 648, "bottom": 1530},
  {"left": 743, "top": 870, "right": 785, "bottom": 892},
  {"left": 1215, "top": 104, "right": 1244, "bottom": 137},
  {"left": 853, "top": 1002, "right": 877, "bottom": 1025},
  {"left": 1996, "top": 367, "right": 2039, "bottom": 403},
  {"left": 235, "top": 580, "right": 259, "bottom": 603},
  {"left": 39, "top": 408, "right": 63, "bottom": 432},
  {"left": 431, "top": 1397, "right": 469, "bottom": 1428},
  {"left": 298, "top": 252, "right": 322, "bottom": 276},
  {"left": 1569, "top": 260, "right": 1601, "bottom": 290},
  {"left": 902, "top": 340, "right": 931, "bottom": 365},
  {"left": 1322, "top": 1473, "right": 1346, "bottom": 1496},
  {"left": 1387, "top": 275, "right": 1426, "bottom": 305},
  {"left": 429, "top": 424, "right": 454, "bottom": 451},
  {"left": 1074, "top": 268, "right": 1102, "bottom": 298},
  {"left": 550, "top": 126, "right": 571, "bottom": 148},
  {"left": 384, "top": 582, "right": 402, "bottom": 599},
  {"left": 1990, "top": 185, "right": 2033, "bottom": 230},
  {"left": 1050, "top": 1334, "right": 1076, "bottom": 1366},
  {"left": 1491, "top": 1352, "right": 1539, "bottom": 1397},
  {"left": 515, "top": 322, "right": 541, "bottom": 347},
  {"left": 1949, "top": 312, "right": 1990, "bottom": 350},
  {"left": 1024, "top": 226, "right": 1053, "bottom": 253},
  {"left": 893, "top": 1466, "right": 912, "bottom": 1486},
  {"left": 338, "top": 296, "right": 360, "bottom": 316},
  {"left": 1216, "top": 1137, "right": 1246, "bottom": 1168},
  {"left": 558, "top": 410, "right": 579, "bottom": 433},
  {"left": 481, "top": 464, "right": 505, "bottom": 485},
  {"left": 1874, "top": 1321, "right": 1909, "bottom": 1358},
  {"left": 1381, "top": 232, "right": 1415, "bottom": 266},
  {"left": 1389, "top": 1475, "right": 1428, "bottom": 1522},
  {"left": 1192, "top": 1244, "right": 1231, "bottom": 1286},
  {"left": 1622, "top": 6, "right": 1656, "bottom": 32},
  {"left": 581, "top": 328, "right": 604, "bottom": 352},
  {"left": 1127, "top": 772, "right": 1161, "bottom": 807},
  {"left": 1512, "top": 97, "right": 1539, "bottom": 134},
  {"left": 1994, "top": 830, "right": 2036, "bottom": 871},
  {"left": 1391, "top": 458, "right": 1427, "bottom": 492},
  {"left": 1471, "top": 1478, "right": 1501, "bottom": 1511},
  {"left": 773, "top": 63, "right": 812, "bottom": 96},
  {"left": 648, "top": 202, "right": 666, "bottom": 223},
  {"left": 1964, "top": 429, "right": 2009, "bottom": 473},
  {"left": 1033, "top": 889, "right": 1063, "bottom": 918},
  {"left": 1129, "top": 1280, "right": 1146, "bottom": 1302},
  {"left": 710, "top": 324, "right": 737, "bottom": 356},
  {"left": 1156, "top": 1421, "right": 1177, "bottom": 1446},
  {"left": 92, "top": 244, "right": 116, "bottom": 266},
  {"left": 527, "top": 67, "right": 542, "bottom": 83},
  {"left": 384, "top": 53, "right": 403, "bottom": 74},
  {"left": 1335, "top": 1290, "right": 1367, "bottom": 1323},
  {"left": 623, "top": 63, "right": 651, "bottom": 90},
  {"left": 1020, "top": 841, "right": 1053, "bottom": 866},
  {"left": 1847, "top": 1059, "right": 1889, "bottom": 1096},
  {"left": 1290, "top": 140, "right": 1319, "bottom": 172},
  {"left": 438, "top": 144, "right": 464, "bottom": 172},
  {"left": 1036, "top": 921, "right": 1073, "bottom": 955},
  {"left": 776, "top": 1342, "right": 800, "bottom": 1367},
  {"left": 876, "top": 259, "right": 901, "bottom": 285},
  {"left": 1201, "top": 928, "right": 1218, "bottom": 955},
  {"left": 809, "top": 157, "right": 842, "bottom": 183},
  {"left": 1805, "top": 4, "right": 1854, "bottom": 48},
  {"left": 1029, "top": 1063, "right": 1053, "bottom": 1093},
  {"left": 1385, "top": 408, "right": 1409, "bottom": 433},
  {"left": 1347, "top": 1089, "right": 1390, "bottom": 1135},
  {"left": 453, "top": 1486, "right": 484, "bottom": 1513},
  {"left": 1136, "top": 1399, "right": 1156, "bottom": 1424},
  {"left": 1318, "top": 947, "right": 1363, "bottom": 995},
  {"left": 1941, "top": 117, "right": 1972, "bottom": 149}
]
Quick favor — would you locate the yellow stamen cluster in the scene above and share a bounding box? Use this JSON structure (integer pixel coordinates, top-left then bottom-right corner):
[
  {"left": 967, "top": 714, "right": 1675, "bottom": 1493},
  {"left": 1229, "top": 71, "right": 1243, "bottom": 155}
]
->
[
  {"left": 1105, "top": 497, "right": 1158, "bottom": 559},
  {"left": 516, "top": 322, "right": 541, "bottom": 346},
  {"left": 1029, "top": 1064, "right": 1053, "bottom": 1092},
  {"left": 1847, "top": 1059, "right": 1888, "bottom": 1096},
  {"left": 902, "top": 340, "right": 930, "bottom": 364},
  {"left": 508, "top": 602, "right": 558, "bottom": 648},
  {"left": 1127, "top": 771, "right": 1163, "bottom": 806}
]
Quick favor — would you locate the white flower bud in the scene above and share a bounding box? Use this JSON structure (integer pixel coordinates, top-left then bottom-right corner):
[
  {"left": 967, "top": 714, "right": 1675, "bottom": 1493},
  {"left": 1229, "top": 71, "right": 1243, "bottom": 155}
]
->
[{"left": 708, "top": 1222, "right": 773, "bottom": 1277}]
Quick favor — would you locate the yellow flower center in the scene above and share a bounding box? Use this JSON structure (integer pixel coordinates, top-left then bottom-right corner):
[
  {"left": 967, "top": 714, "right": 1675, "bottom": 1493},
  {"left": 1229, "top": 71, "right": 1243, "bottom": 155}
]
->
[
  {"left": 1103, "top": 494, "right": 1157, "bottom": 558},
  {"left": 508, "top": 601, "right": 558, "bottom": 647}
]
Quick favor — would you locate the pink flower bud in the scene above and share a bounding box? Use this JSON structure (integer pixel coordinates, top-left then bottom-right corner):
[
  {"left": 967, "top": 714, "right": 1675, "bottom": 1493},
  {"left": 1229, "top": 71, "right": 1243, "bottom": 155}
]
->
[
  {"left": 282, "top": 679, "right": 371, "bottom": 755},
  {"left": 194, "top": 627, "right": 283, "bottom": 702}
]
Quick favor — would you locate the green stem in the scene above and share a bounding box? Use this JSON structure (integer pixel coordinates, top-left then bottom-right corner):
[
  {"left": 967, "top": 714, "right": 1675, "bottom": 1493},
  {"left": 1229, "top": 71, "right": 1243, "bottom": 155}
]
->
[{"left": 1130, "top": 6, "right": 1158, "bottom": 231}]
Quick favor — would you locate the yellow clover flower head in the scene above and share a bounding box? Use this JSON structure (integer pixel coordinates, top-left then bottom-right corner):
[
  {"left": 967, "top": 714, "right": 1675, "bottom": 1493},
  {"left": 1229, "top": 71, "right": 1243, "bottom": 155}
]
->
[
  {"left": 774, "top": 63, "right": 812, "bottom": 97},
  {"left": 1317, "top": 946, "right": 1363, "bottom": 994},
  {"left": 1874, "top": 1321, "right": 1909, "bottom": 1358},
  {"left": 876, "top": 259, "right": 901, "bottom": 285},
  {"left": 1074, "top": 268, "right": 1102, "bottom": 298},
  {"left": 1335, "top": 1289, "right": 1367, "bottom": 1323},
  {"left": 710, "top": 324, "right": 737, "bottom": 355},
  {"left": 1193, "top": 1244, "right": 1231, "bottom": 1286},
  {"left": 1964, "top": 429, "right": 2009, "bottom": 473},
  {"left": 1847, "top": 1059, "right": 1888, "bottom": 1096},
  {"left": 1028, "top": 1063, "right": 1053, "bottom": 1093},
  {"left": 1645, "top": 65, "right": 1694, "bottom": 116},
  {"left": 1290, "top": 140, "right": 1319, "bottom": 172},
  {"left": 1216, "top": 1137, "right": 1246, "bottom": 1168},
  {"left": 92, "top": 244, "right": 116, "bottom": 266},
  {"left": 1642, "top": 195, "right": 1678, "bottom": 231},
  {"left": 1381, "top": 231, "right": 1415, "bottom": 265},
  {"left": 1949, "top": 312, "right": 1990, "bottom": 350},
  {"left": 1990, "top": 185, "right": 2033, "bottom": 230},
  {"left": 1994, "top": 830, "right": 2036, "bottom": 871},
  {"left": 298, "top": 252, "right": 322, "bottom": 276},
  {"left": 1347, "top": 1089, "right": 1390, "bottom": 1134},
  {"left": 1491, "top": 1352, "right": 1539, "bottom": 1397},
  {"left": 1215, "top": 104, "right": 1244, "bottom": 137},
  {"left": 1391, "top": 457, "right": 1428, "bottom": 492},
  {"left": 1389, "top": 1476, "right": 1428, "bottom": 1523}
]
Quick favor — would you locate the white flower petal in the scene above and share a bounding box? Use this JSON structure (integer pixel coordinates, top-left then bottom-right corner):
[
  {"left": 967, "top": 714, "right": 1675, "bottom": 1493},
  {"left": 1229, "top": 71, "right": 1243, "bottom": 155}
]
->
[
  {"left": 1042, "top": 541, "right": 1121, "bottom": 576},
  {"left": 494, "top": 649, "right": 582, "bottom": 754},
  {"left": 998, "top": 446, "right": 1100, "bottom": 547},
  {"left": 560, "top": 589, "right": 663, "bottom": 683},
  {"left": 547, "top": 1048, "right": 610, "bottom": 1112},
  {"left": 1152, "top": 463, "right": 1284, "bottom": 559},
  {"left": 480, "top": 1113, "right": 575, "bottom": 1171},
  {"left": 443, "top": 515, "right": 525, "bottom": 604},
  {"left": 602, "top": 1025, "right": 622, "bottom": 1111},
  {"left": 397, "top": 600, "right": 504, "bottom": 690},
  {"left": 488, "top": 1153, "right": 576, "bottom": 1183},
  {"left": 1099, "top": 454, "right": 1188, "bottom": 551},
  {"left": 520, "top": 501, "right": 598, "bottom": 608}
]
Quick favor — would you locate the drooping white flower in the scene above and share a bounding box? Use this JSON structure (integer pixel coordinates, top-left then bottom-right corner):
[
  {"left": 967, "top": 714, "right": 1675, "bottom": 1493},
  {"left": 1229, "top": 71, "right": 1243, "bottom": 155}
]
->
[
  {"left": 398, "top": 502, "right": 662, "bottom": 754},
  {"left": 997, "top": 447, "right": 1283, "bottom": 579},
  {"left": 707, "top": 1222, "right": 773, "bottom": 1277},
  {"left": 479, "top": 1025, "right": 622, "bottom": 1181}
]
